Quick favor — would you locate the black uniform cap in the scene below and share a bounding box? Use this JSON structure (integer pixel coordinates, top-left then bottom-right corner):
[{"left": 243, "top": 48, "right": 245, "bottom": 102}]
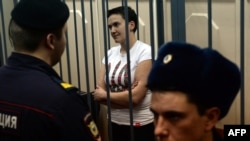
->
[
  {"left": 147, "top": 41, "right": 241, "bottom": 119},
  {"left": 11, "top": 0, "right": 70, "bottom": 30}
]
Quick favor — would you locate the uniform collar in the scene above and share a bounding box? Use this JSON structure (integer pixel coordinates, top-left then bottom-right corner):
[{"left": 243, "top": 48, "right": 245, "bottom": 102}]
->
[{"left": 6, "top": 52, "right": 60, "bottom": 79}]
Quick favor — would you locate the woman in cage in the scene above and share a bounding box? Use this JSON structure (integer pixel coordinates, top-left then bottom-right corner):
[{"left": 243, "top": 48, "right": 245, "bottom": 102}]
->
[{"left": 93, "top": 6, "right": 155, "bottom": 141}]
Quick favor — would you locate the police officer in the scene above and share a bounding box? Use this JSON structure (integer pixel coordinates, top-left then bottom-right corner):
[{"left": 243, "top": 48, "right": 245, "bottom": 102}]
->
[
  {"left": 0, "top": 0, "right": 101, "bottom": 140},
  {"left": 147, "top": 42, "right": 241, "bottom": 141}
]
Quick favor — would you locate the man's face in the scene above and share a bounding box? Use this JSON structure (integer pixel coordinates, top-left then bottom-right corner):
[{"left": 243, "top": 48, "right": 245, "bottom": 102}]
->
[
  {"left": 108, "top": 14, "right": 128, "bottom": 44},
  {"left": 51, "top": 24, "right": 67, "bottom": 66},
  {"left": 150, "top": 91, "right": 209, "bottom": 141}
]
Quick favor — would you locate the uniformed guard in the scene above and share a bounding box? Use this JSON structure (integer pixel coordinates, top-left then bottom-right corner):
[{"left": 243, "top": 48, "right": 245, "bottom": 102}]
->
[
  {"left": 147, "top": 42, "right": 241, "bottom": 141},
  {"left": 0, "top": 0, "right": 101, "bottom": 140}
]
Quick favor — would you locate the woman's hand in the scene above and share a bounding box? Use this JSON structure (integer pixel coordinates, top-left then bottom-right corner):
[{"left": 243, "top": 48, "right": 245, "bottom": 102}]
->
[{"left": 93, "top": 85, "right": 107, "bottom": 102}]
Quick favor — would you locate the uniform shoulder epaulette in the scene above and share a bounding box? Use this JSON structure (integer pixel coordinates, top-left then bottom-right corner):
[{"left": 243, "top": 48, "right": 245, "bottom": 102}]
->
[
  {"left": 52, "top": 77, "right": 78, "bottom": 92},
  {"left": 60, "top": 82, "right": 76, "bottom": 91}
]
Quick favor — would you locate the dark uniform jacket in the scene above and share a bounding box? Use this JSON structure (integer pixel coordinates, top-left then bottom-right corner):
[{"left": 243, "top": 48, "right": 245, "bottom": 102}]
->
[{"left": 0, "top": 53, "right": 99, "bottom": 141}]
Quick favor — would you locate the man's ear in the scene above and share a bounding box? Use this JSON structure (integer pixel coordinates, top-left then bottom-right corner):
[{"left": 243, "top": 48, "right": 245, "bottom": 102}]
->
[
  {"left": 204, "top": 107, "right": 221, "bottom": 131},
  {"left": 129, "top": 21, "right": 135, "bottom": 32},
  {"left": 46, "top": 33, "right": 55, "bottom": 50}
]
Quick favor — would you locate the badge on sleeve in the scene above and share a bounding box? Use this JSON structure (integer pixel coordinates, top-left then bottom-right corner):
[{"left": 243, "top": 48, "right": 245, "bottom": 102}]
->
[{"left": 84, "top": 113, "right": 101, "bottom": 141}]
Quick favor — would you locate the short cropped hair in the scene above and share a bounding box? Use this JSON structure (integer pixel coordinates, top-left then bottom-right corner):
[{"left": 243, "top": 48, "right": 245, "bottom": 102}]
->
[{"left": 8, "top": 20, "right": 63, "bottom": 51}]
